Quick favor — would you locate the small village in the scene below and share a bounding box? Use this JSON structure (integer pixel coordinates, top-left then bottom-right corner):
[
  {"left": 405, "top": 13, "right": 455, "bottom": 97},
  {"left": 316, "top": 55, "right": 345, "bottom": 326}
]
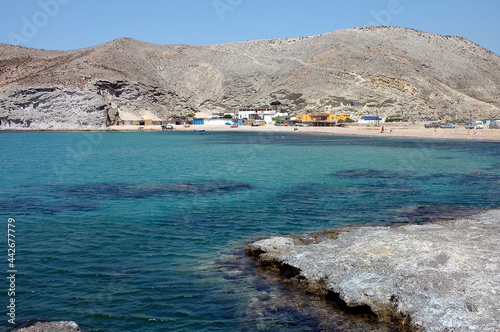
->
[
  {"left": 112, "top": 108, "right": 500, "bottom": 131},
  {"left": 113, "top": 108, "right": 360, "bottom": 129}
]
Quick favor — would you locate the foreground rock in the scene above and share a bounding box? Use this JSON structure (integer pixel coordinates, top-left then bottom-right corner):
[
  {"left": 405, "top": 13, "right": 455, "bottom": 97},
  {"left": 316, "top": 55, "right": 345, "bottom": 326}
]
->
[
  {"left": 15, "top": 321, "right": 81, "bottom": 332},
  {"left": 246, "top": 210, "right": 500, "bottom": 331}
]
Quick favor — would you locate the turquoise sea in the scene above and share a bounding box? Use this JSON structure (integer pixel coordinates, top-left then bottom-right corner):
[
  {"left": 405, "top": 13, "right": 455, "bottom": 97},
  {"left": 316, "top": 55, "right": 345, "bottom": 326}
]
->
[{"left": 1, "top": 131, "right": 499, "bottom": 331}]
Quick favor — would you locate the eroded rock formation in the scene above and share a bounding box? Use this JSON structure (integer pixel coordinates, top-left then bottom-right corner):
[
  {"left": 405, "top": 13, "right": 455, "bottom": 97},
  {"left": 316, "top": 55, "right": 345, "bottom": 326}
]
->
[{"left": 246, "top": 210, "right": 500, "bottom": 331}]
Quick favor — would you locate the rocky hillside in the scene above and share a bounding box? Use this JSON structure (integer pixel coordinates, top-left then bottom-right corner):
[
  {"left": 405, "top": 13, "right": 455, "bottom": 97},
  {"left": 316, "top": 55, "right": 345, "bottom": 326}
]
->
[{"left": 1, "top": 26, "right": 499, "bottom": 129}]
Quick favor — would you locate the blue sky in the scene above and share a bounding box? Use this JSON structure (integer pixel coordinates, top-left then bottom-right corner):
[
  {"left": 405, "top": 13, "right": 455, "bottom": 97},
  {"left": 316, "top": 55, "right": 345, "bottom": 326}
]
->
[{"left": 1, "top": 0, "right": 499, "bottom": 54}]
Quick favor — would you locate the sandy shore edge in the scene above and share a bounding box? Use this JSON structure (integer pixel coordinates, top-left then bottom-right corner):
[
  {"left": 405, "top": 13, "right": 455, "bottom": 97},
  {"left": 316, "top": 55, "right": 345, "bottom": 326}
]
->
[
  {"left": 110, "top": 123, "right": 500, "bottom": 141},
  {"left": 4, "top": 123, "right": 500, "bottom": 141}
]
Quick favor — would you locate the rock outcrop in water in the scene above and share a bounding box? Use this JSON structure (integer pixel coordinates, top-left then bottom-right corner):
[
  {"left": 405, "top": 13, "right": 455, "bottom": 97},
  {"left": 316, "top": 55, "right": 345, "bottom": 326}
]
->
[
  {"left": 1, "top": 26, "right": 500, "bottom": 129},
  {"left": 15, "top": 321, "right": 81, "bottom": 331},
  {"left": 246, "top": 210, "right": 500, "bottom": 331}
]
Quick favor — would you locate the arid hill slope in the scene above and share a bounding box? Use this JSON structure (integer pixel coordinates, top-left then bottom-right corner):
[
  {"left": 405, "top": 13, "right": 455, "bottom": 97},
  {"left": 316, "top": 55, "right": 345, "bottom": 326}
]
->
[{"left": 0, "top": 26, "right": 499, "bottom": 129}]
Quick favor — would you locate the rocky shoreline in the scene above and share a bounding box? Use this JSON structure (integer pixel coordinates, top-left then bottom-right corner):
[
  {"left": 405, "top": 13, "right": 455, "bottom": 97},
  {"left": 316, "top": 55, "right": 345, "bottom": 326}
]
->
[
  {"left": 245, "top": 209, "right": 500, "bottom": 331},
  {"left": 15, "top": 321, "right": 81, "bottom": 331}
]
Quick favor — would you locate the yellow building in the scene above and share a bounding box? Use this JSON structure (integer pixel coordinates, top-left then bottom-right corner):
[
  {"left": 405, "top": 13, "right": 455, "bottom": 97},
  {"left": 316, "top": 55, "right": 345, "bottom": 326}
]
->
[
  {"left": 335, "top": 114, "right": 351, "bottom": 122},
  {"left": 310, "top": 114, "right": 337, "bottom": 122},
  {"left": 296, "top": 113, "right": 351, "bottom": 123},
  {"left": 296, "top": 114, "right": 312, "bottom": 122}
]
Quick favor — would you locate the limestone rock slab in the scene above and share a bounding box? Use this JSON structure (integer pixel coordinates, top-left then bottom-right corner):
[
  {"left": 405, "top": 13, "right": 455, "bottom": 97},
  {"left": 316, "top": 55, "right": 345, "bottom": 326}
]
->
[{"left": 247, "top": 210, "right": 500, "bottom": 331}]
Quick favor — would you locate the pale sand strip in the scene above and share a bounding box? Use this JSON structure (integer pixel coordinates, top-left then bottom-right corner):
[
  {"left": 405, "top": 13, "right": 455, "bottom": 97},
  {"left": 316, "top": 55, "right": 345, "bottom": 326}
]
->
[{"left": 108, "top": 122, "right": 500, "bottom": 141}]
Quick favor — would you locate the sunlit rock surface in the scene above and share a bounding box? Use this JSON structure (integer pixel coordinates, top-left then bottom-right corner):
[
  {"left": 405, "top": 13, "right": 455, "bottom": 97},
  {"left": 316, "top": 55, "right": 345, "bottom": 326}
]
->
[
  {"left": 246, "top": 210, "right": 500, "bottom": 331},
  {"left": 0, "top": 86, "right": 106, "bottom": 129},
  {"left": 15, "top": 321, "right": 81, "bottom": 332}
]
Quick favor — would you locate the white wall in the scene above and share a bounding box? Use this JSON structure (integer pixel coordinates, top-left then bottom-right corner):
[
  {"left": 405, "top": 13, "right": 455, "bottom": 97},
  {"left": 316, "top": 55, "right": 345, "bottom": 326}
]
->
[{"left": 205, "top": 118, "right": 231, "bottom": 126}]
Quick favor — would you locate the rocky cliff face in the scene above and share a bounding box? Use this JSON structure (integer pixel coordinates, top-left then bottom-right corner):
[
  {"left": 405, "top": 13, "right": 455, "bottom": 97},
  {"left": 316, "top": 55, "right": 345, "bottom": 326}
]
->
[{"left": 1, "top": 26, "right": 499, "bottom": 129}]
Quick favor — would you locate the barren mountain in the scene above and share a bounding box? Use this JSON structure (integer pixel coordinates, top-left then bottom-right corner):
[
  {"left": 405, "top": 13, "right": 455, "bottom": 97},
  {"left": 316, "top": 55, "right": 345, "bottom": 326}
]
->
[{"left": 1, "top": 26, "right": 499, "bottom": 129}]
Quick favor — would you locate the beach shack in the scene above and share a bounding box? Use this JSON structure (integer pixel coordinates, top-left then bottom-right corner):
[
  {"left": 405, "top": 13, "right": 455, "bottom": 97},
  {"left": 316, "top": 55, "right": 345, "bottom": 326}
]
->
[
  {"left": 140, "top": 110, "right": 162, "bottom": 126},
  {"left": 117, "top": 110, "right": 141, "bottom": 126}
]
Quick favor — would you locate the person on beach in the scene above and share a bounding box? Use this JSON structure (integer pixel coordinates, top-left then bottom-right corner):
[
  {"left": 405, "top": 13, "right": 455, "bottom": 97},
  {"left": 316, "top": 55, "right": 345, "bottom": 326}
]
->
[{"left": 381, "top": 126, "right": 385, "bottom": 133}]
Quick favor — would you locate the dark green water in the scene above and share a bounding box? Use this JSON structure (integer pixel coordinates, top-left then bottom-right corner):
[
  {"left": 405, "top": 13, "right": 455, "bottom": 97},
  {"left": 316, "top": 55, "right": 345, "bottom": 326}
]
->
[{"left": 0, "top": 131, "right": 498, "bottom": 331}]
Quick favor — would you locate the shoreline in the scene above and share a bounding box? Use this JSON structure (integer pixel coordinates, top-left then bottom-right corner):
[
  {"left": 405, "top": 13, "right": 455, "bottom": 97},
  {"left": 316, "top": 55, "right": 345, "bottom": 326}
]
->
[
  {"left": 2, "top": 123, "right": 500, "bottom": 141},
  {"left": 245, "top": 209, "right": 500, "bottom": 331}
]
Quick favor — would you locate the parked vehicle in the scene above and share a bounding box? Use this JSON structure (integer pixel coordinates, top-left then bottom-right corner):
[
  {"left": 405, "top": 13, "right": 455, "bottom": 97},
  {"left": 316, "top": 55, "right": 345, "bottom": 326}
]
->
[
  {"left": 425, "top": 123, "right": 440, "bottom": 128},
  {"left": 465, "top": 121, "right": 484, "bottom": 129},
  {"left": 162, "top": 124, "right": 174, "bottom": 130},
  {"left": 440, "top": 123, "right": 455, "bottom": 129},
  {"left": 252, "top": 121, "right": 261, "bottom": 127}
]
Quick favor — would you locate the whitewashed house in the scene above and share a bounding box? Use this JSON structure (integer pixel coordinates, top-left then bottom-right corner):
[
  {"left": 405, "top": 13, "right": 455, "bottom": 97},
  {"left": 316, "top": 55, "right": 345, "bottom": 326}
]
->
[{"left": 237, "top": 109, "right": 277, "bottom": 124}]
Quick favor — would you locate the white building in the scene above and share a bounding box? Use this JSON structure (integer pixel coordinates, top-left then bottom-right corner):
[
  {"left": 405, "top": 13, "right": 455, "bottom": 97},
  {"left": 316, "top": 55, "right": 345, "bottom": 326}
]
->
[
  {"left": 193, "top": 112, "right": 232, "bottom": 126},
  {"left": 237, "top": 109, "right": 277, "bottom": 124}
]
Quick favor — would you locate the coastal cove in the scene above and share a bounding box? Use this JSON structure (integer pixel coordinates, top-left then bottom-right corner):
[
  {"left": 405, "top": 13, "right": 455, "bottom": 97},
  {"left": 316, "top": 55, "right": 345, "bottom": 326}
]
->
[{"left": 1, "top": 131, "right": 499, "bottom": 331}]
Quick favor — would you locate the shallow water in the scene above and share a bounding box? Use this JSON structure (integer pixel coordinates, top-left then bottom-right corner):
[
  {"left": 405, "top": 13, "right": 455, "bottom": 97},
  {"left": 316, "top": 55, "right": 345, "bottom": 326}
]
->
[{"left": 0, "top": 131, "right": 498, "bottom": 331}]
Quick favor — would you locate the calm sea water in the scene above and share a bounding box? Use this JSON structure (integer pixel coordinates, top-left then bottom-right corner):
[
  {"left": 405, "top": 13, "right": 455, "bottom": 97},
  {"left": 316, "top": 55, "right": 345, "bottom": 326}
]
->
[{"left": 0, "top": 131, "right": 499, "bottom": 331}]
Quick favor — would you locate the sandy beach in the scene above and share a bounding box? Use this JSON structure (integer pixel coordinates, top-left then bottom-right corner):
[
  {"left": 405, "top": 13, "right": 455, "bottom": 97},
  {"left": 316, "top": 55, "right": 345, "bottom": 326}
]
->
[{"left": 107, "top": 122, "right": 500, "bottom": 141}]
